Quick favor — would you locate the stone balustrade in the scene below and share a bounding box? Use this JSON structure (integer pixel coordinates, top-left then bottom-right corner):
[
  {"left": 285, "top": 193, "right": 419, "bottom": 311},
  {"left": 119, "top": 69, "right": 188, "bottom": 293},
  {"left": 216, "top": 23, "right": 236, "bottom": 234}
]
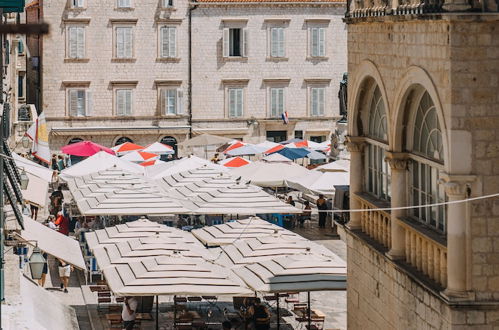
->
[
  {"left": 399, "top": 219, "right": 448, "bottom": 288},
  {"left": 357, "top": 195, "right": 392, "bottom": 250}
]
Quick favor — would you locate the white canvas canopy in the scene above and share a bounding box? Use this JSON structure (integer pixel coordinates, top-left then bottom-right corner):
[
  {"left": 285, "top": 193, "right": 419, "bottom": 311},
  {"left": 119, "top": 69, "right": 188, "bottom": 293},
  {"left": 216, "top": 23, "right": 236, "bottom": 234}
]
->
[
  {"left": 191, "top": 217, "right": 301, "bottom": 247},
  {"left": 179, "top": 134, "right": 233, "bottom": 147},
  {"left": 159, "top": 166, "right": 227, "bottom": 191},
  {"left": 60, "top": 151, "right": 144, "bottom": 180},
  {"left": 142, "top": 142, "right": 174, "bottom": 155},
  {"left": 145, "top": 156, "right": 226, "bottom": 179},
  {"left": 226, "top": 145, "right": 266, "bottom": 156},
  {"left": 230, "top": 161, "right": 310, "bottom": 188},
  {"left": 255, "top": 141, "right": 281, "bottom": 150},
  {"left": 286, "top": 171, "right": 350, "bottom": 197},
  {"left": 85, "top": 218, "right": 198, "bottom": 251},
  {"left": 13, "top": 153, "right": 53, "bottom": 182},
  {"left": 102, "top": 256, "right": 252, "bottom": 296},
  {"left": 213, "top": 236, "right": 337, "bottom": 267},
  {"left": 168, "top": 175, "right": 237, "bottom": 198},
  {"left": 183, "top": 183, "right": 301, "bottom": 215},
  {"left": 232, "top": 255, "right": 347, "bottom": 293},
  {"left": 315, "top": 159, "right": 350, "bottom": 172},
  {"left": 15, "top": 217, "right": 86, "bottom": 269},
  {"left": 261, "top": 153, "right": 292, "bottom": 163}
]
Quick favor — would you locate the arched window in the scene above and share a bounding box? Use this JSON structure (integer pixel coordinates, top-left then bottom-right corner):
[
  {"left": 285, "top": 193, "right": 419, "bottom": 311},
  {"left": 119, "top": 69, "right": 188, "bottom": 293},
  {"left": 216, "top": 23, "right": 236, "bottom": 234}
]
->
[
  {"left": 364, "top": 85, "right": 391, "bottom": 201},
  {"left": 68, "top": 137, "right": 83, "bottom": 144},
  {"left": 115, "top": 136, "right": 133, "bottom": 146},
  {"left": 160, "top": 136, "right": 177, "bottom": 159},
  {"left": 408, "top": 91, "right": 446, "bottom": 232}
]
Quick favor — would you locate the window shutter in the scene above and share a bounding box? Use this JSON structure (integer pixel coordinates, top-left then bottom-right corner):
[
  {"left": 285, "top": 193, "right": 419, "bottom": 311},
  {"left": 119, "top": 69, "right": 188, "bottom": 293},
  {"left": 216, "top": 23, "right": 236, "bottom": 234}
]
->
[
  {"left": 223, "top": 28, "right": 229, "bottom": 57},
  {"left": 69, "top": 90, "right": 78, "bottom": 116},
  {"left": 126, "top": 90, "right": 132, "bottom": 115},
  {"left": 311, "top": 28, "right": 318, "bottom": 57},
  {"left": 77, "top": 27, "right": 85, "bottom": 58},
  {"left": 236, "top": 89, "right": 243, "bottom": 117},
  {"left": 278, "top": 28, "right": 284, "bottom": 57},
  {"left": 159, "top": 89, "right": 166, "bottom": 115},
  {"left": 270, "top": 88, "right": 276, "bottom": 117},
  {"left": 125, "top": 28, "right": 132, "bottom": 58},
  {"left": 69, "top": 27, "right": 77, "bottom": 58},
  {"left": 228, "top": 89, "right": 235, "bottom": 117},
  {"left": 116, "top": 28, "right": 124, "bottom": 58},
  {"left": 319, "top": 28, "right": 325, "bottom": 56},
  {"left": 311, "top": 88, "right": 318, "bottom": 116},
  {"left": 278, "top": 88, "right": 284, "bottom": 115},
  {"left": 270, "top": 28, "right": 277, "bottom": 57},
  {"left": 170, "top": 27, "right": 176, "bottom": 57},
  {"left": 161, "top": 28, "right": 168, "bottom": 57},
  {"left": 319, "top": 88, "right": 325, "bottom": 115},
  {"left": 86, "top": 91, "right": 93, "bottom": 116},
  {"left": 242, "top": 29, "right": 248, "bottom": 57},
  {"left": 177, "top": 90, "right": 183, "bottom": 114},
  {"left": 116, "top": 90, "right": 124, "bottom": 115}
]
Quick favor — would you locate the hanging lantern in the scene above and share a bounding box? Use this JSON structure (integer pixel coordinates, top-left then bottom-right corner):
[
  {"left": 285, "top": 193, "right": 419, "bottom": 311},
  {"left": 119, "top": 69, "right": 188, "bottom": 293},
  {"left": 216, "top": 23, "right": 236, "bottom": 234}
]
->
[
  {"left": 19, "top": 168, "right": 29, "bottom": 190},
  {"left": 28, "top": 245, "right": 46, "bottom": 280}
]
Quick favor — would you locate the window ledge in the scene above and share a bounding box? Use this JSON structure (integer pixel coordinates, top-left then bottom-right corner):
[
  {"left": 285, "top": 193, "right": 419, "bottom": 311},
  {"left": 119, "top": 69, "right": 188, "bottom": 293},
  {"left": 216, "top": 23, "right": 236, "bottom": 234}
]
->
[
  {"left": 306, "top": 56, "right": 329, "bottom": 61},
  {"left": 160, "top": 7, "right": 177, "bottom": 11},
  {"left": 64, "top": 58, "right": 90, "bottom": 63},
  {"left": 266, "top": 57, "right": 288, "bottom": 62},
  {"left": 159, "top": 114, "right": 186, "bottom": 118},
  {"left": 222, "top": 56, "right": 248, "bottom": 62},
  {"left": 114, "top": 7, "right": 135, "bottom": 11},
  {"left": 156, "top": 57, "right": 181, "bottom": 63},
  {"left": 111, "top": 58, "right": 137, "bottom": 63}
]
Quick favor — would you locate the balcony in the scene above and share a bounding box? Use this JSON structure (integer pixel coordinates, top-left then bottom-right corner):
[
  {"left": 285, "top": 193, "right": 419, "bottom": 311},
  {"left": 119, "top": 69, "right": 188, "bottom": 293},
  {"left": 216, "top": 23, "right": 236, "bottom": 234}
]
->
[
  {"left": 355, "top": 192, "right": 391, "bottom": 250},
  {"left": 347, "top": 0, "right": 444, "bottom": 18}
]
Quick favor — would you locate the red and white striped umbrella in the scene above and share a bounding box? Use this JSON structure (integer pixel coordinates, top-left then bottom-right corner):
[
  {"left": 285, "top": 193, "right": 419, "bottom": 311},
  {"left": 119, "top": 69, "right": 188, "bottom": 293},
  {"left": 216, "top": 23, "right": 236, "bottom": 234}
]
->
[
  {"left": 111, "top": 142, "right": 144, "bottom": 155},
  {"left": 219, "top": 157, "right": 251, "bottom": 168},
  {"left": 121, "top": 151, "right": 160, "bottom": 162},
  {"left": 139, "top": 159, "right": 165, "bottom": 167}
]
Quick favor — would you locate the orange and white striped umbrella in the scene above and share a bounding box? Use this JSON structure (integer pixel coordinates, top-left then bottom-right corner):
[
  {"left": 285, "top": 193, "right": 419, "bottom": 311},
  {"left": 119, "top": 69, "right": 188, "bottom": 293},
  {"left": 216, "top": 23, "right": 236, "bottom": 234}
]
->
[
  {"left": 112, "top": 142, "right": 144, "bottom": 155},
  {"left": 219, "top": 157, "right": 251, "bottom": 168},
  {"left": 121, "top": 151, "right": 160, "bottom": 162}
]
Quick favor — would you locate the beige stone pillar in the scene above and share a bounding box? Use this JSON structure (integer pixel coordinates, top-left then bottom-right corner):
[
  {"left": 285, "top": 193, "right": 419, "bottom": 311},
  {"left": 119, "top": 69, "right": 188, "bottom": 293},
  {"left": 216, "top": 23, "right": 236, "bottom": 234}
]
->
[
  {"left": 385, "top": 152, "right": 408, "bottom": 259},
  {"left": 443, "top": 179, "right": 469, "bottom": 297},
  {"left": 345, "top": 136, "right": 364, "bottom": 230}
]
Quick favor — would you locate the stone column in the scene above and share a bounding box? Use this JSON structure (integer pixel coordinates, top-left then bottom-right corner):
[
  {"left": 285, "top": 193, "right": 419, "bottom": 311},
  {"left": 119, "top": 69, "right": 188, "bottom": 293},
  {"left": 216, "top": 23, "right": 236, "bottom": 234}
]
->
[
  {"left": 443, "top": 179, "right": 470, "bottom": 297},
  {"left": 345, "top": 136, "right": 364, "bottom": 230},
  {"left": 385, "top": 152, "right": 408, "bottom": 259}
]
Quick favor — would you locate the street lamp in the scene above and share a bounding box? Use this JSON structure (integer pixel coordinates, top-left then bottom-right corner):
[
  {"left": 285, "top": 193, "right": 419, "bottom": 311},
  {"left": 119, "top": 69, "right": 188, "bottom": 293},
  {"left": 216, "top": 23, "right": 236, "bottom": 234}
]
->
[
  {"left": 19, "top": 168, "right": 29, "bottom": 190},
  {"left": 28, "top": 244, "right": 45, "bottom": 280},
  {"left": 21, "top": 135, "right": 29, "bottom": 148}
]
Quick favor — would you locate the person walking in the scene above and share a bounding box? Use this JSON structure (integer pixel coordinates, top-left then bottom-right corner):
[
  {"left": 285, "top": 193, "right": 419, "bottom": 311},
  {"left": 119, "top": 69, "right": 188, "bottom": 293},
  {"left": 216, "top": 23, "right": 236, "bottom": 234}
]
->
[
  {"left": 317, "top": 194, "right": 328, "bottom": 229},
  {"left": 37, "top": 252, "right": 48, "bottom": 287},
  {"left": 299, "top": 201, "right": 312, "bottom": 228},
  {"left": 55, "top": 211, "right": 69, "bottom": 236},
  {"left": 30, "top": 204, "right": 39, "bottom": 220},
  {"left": 248, "top": 298, "right": 271, "bottom": 330},
  {"left": 57, "top": 259, "right": 72, "bottom": 293},
  {"left": 122, "top": 296, "right": 138, "bottom": 330},
  {"left": 57, "top": 155, "right": 66, "bottom": 171}
]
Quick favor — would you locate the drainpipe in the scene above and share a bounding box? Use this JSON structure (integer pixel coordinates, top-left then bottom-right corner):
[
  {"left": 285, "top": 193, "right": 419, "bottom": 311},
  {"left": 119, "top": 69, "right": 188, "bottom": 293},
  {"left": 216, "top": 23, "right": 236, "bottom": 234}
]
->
[{"left": 188, "top": 2, "right": 198, "bottom": 138}]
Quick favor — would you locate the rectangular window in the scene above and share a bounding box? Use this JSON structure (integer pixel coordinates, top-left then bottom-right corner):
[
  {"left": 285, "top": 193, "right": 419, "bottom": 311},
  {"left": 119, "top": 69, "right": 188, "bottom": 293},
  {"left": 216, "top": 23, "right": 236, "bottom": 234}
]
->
[
  {"left": 18, "top": 75, "right": 24, "bottom": 98},
  {"left": 294, "top": 130, "right": 303, "bottom": 140},
  {"left": 68, "top": 89, "right": 90, "bottom": 117},
  {"left": 117, "top": 0, "right": 132, "bottom": 7},
  {"left": 160, "top": 88, "right": 182, "bottom": 115},
  {"left": 68, "top": 26, "right": 85, "bottom": 59},
  {"left": 310, "top": 27, "right": 326, "bottom": 57},
  {"left": 366, "top": 144, "right": 391, "bottom": 201},
  {"left": 270, "top": 87, "right": 284, "bottom": 118},
  {"left": 223, "top": 28, "right": 247, "bottom": 57},
  {"left": 228, "top": 88, "right": 243, "bottom": 118},
  {"left": 163, "top": 0, "right": 173, "bottom": 7},
  {"left": 160, "top": 27, "right": 176, "bottom": 58},
  {"left": 270, "top": 27, "right": 285, "bottom": 58},
  {"left": 116, "top": 89, "right": 132, "bottom": 116},
  {"left": 115, "top": 27, "right": 133, "bottom": 58},
  {"left": 17, "top": 39, "right": 24, "bottom": 54},
  {"left": 310, "top": 87, "right": 325, "bottom": 116},
  {"left": 72, "top": 0, "right": 84, "bottom": 8}
]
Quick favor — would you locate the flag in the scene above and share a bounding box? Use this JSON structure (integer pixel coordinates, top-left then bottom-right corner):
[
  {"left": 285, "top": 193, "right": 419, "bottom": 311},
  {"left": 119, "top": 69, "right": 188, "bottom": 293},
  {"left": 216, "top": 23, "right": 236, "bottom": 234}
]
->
[
  {"left": 281, "top": 111, "right": 289, "bottom": 124},
  {"left": 26, "top": 112, "right": 50, "bottom": 164}
]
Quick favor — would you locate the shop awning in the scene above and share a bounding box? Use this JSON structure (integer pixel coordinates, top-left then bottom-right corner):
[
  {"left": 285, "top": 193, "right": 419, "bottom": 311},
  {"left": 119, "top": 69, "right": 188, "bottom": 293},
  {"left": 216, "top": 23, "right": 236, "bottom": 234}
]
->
[{"left": 14, "top": 217, "right": 86, "bottom": 270}]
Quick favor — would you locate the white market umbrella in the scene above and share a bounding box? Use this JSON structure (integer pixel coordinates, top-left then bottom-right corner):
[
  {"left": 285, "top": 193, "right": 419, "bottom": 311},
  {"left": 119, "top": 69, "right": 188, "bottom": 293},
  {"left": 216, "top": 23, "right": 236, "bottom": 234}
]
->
[
  {"left": 232, "top": 254, "right": 347, "bottom": 293},
  {"left": 85, "top": 218, "right": 199, "bottom": 251},
  {"left": 218, "top": 157, "right": 252, "bottom": 168},
  {"left": 315, "top": 159, "right": 350, "bottom": 172},
  {"left": 142, "top": 142, "right": 174, "bottom": 155},
  {"left": 102, "top": 256, "right": 252, "bottom": 297},
  {"left": 230, "top": 161, "right": 310, "bottom": 188},
  {"left": 60, "top": 151, "right": 145, "bottom": 180},
  {"left": 13, "top": 152, "right": 53, "bottom": 182},
  {"left": 226, "top": 145, "right": 266, "bottom": 156},
  {"left": 159, "top": 166, "right": 227, "bottom": 191},
  {"left": 255, "top": 141, "right": 281, "bottom": 150},
  {"left": 306, "top": 150, "right": 327, "bottom": 160},
  {"left": 181, "top": 183, "right": 301, "bottom": 215},
  {"left": 168, "top": 175, "right": 237, "bottom": 198},
  {"left": 191, "top": 217, "right": 302, "bottom": 247},
  {"left": 111, "top": 142, "right": 145, "bottom": 156},
  {"left": 179, "top": 134, "right": 233, "bottom": 148},
  {"left": 145, "top": 156, "right": 226, "bottom": 179},
  {"left": 261, "top": 153, "right": 292, "bottom": 163},
  {"left": 286, "top": 171, "right": 350, "bottom": 197}
]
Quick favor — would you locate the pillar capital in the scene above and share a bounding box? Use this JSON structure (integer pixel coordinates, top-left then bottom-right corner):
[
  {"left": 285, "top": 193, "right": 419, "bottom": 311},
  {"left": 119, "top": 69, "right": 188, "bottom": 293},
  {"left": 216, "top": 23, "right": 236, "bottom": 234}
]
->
[
  {"left": 440, "top": 174, "right": 476, "bottom": 198},
  {"left": 384, "top": 152, "right": 409, "bottom": 171},
  {"left": 345, "top": 136, "right": 365, "bottom": 153}
]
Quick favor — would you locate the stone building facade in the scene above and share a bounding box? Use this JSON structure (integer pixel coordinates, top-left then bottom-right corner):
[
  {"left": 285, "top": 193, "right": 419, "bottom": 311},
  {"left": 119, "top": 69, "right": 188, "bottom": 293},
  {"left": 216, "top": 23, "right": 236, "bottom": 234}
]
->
[
  {"left": 27, "top": 0, "right": 191, "bottom": 152},
  {"left": 26, "top": 0, "right": 346, "bottom": 153},
  {"left": 190, "top": 1, "right": 346, "bottom": 143},
  {"left": 344, "top": 2, "right": 499, "bottom": 329}
]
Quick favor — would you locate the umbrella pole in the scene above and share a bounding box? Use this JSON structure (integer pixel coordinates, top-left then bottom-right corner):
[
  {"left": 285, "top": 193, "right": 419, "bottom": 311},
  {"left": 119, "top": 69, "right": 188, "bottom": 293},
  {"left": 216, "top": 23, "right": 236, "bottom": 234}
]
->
[
  {"left": 155, "top": 295, "right": 159, "bottom": 330},
  {"left": 276, "top": 293, "right": 280, "bottom": 329},
  {"left": 174, "top": 295, "right": 177, "bottom": 329},
  {"left": 307, "top": 291, "right": 311, "bottom": 330}
]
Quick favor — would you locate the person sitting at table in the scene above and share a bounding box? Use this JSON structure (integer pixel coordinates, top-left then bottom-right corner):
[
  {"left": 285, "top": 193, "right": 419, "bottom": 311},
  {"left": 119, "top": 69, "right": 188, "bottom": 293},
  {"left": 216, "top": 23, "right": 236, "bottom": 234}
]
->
[{"left": 248, "top": 298, "right": 271, "bottom": 330}]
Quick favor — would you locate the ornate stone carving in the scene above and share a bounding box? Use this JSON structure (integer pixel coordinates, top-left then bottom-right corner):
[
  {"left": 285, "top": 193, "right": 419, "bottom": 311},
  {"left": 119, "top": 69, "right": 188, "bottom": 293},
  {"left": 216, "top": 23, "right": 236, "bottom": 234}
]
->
[
  {"left": 345, "top": 136, "right": 365, "bottom": 153},
  {"left": 444, "top": 181, "right": 467, "bottom": 197},
  {"left": 384, "top": 152, "right": 409, "bottom": 170}
]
